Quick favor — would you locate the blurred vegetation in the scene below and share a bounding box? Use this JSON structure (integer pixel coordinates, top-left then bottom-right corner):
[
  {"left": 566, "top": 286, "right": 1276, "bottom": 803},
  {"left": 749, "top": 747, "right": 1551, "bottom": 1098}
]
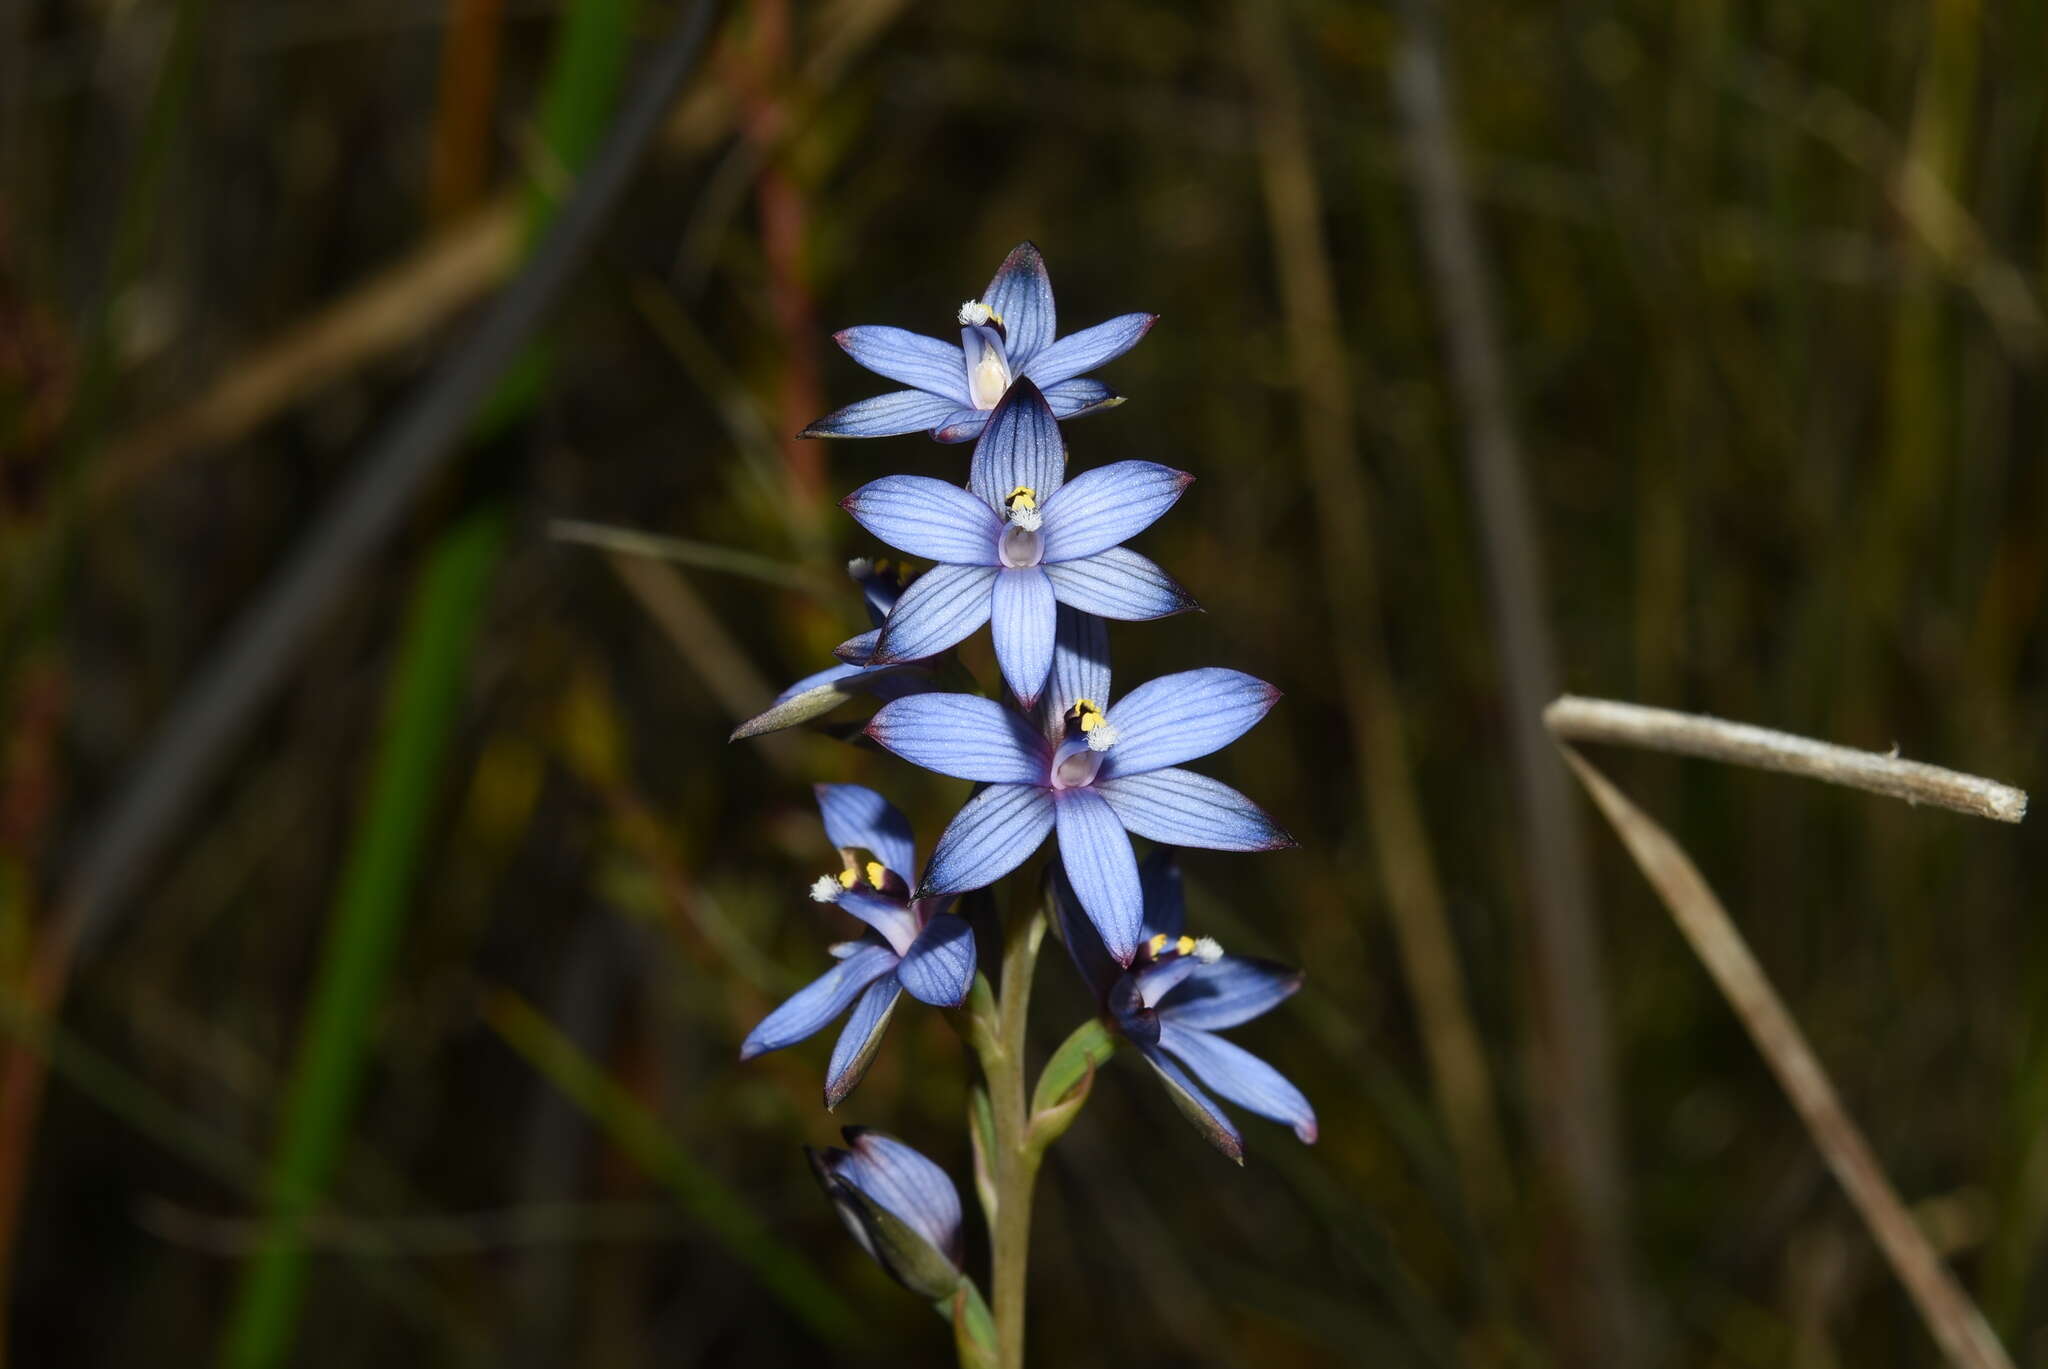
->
[{"left": 2, "top": 0, "right": 2046, "bottom": 1365}]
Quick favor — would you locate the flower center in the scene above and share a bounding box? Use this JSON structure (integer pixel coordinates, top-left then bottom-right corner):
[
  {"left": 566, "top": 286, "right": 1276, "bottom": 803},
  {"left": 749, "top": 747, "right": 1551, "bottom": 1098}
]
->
[
  {"left": 998, "top": 524, "right": 1043, "bottom": 568},
  {"left": 1132, "top": 932, "right": 1224, "bottom": 1006}
]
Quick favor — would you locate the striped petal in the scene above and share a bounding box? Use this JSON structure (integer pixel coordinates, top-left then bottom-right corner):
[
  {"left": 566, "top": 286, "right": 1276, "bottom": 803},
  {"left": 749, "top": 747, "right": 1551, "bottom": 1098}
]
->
[
  {"left": 740, "top": 942, "right": 898, "bottom": 1059},
  {"left": 1137, "top": 1042, "right": 1244, "bottom": 1162},
  {"left": 870, "top": 564, "right": 996, "bottom": 664},
  {"left": 982, "top": 242, "right": 1057, "bottom": 369},
  {"left": 896, "top": 914, "right": 977, "bottom": 1007},
  {"left": 834, "top": 327, "right": 969, "bottom": 406},
  {"left": 1158, "top": 956, "right": 1304, "bottom": 1031},
  {"left": 991, "top": 567, "right": 1058, "bottom": 707},
  {"left": 1048, "top": 862, "right": 1121, "bottom": 1001},
  {"left": 1023, "top": 312, "right": 1158, "bottom": 386},
  {"left": 1054, "top": 787, "right": 1143, "bottom": 965},
  {"left": 1035, "top": 605, "right": 1112, "bottom": 744},
  {"left": 814, "top": 783, "right": 916, "bottom": 881},
  {"left": 921, "top": 783, "right": 1056, "bottom": 896},
  {"left": 836, "top": 1128, "right": 966, "bottom": 1264},
  {"left": 1043, "top": 547, "right": 1196, "bottom": 621},
  {"left": 1158, "top": 1023, "right": 1317, "bottom": 1143},
  {"left": 1039, "top": 461, "right": 1192, "bottom": 563},
  {"left": 1098, "top": 669, "right": 1280, "bottom": 777},
  {"left": 865, "top": 694, "right": 1048, "bottom": 784},
  {"left": 1137, "top": 846, "right": 1185, "bottom": 940},
  {"left": 1040, "top": 377, "right": 1123, "bottom": 421},
  {"left": 801, "top": 388, "right": 960, "bottom": 439},
  {"left": 968, "top": 380, "right": 1067, "bottom": 508},
  {"left": 833, "top": 890, "right": 920, "bottom": 957},
  {"left": 825, "top": 977, "right": 904, "bottom": 1109},
  {"left": 1093, "top": 768, "right": 1294, "bottom": 850},
  {"left": 842, "top": 475, "right": 1001, "bottom": 564}
]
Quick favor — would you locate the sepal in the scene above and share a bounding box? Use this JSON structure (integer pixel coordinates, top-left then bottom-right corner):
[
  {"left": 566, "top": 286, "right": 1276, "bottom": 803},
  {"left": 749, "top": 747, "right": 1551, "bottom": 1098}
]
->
[
  {"left": 945, "top": 1281, "right": 999, "bottom": 1369},
  {"left": 809, "top": 1129, "right": 966, "bottom": 1300},
  {"left": 1026, "top": 1016, "right": 1116, "bottom": 1156}
]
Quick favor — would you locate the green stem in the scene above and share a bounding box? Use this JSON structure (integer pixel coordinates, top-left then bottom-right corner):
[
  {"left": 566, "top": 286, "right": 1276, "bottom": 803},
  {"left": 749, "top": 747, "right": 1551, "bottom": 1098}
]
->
[{"left": 980, "top": 904, "right": 1046, "bottom": 1369}]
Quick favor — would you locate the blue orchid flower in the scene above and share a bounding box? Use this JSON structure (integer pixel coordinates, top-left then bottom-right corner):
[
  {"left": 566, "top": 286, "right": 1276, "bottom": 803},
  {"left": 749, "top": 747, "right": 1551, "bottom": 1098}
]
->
[
  {"left": 808, "top": 1126, "right": 967, "bottom": 1300},
  {"left": 842, "top": 381, "right": 1195, "bottom": 706},
  {"left": 741, "top": 784, "right": 978, "bottom": 1107},
  {"left": 863, "top": 607, "right": 1294, "bottom": 966},
  {"left": 800, "top": 241, "right": 1157, "bottom": 444},
  {"left": 1052, "top": 851, "right": 1316, "bottom": 1162},
  {"left": 731, "top": 558, "right": 938, "bottom": 741}
]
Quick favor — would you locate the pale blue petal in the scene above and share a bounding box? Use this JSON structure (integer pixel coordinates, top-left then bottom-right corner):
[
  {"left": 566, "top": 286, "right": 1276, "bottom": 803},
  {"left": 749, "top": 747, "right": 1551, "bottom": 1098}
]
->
[
  {"left": 1094, "top": 769, "right": 1295, "bottom": 851},
  {"left": 814, "top": 783, "right": 917, "bottom": 879},
  {"left": 1159, "top": 956, "right": 1304, "bottom": 1031},
  {"left": 833, "top": 890, "right": 920, "bottom": 956},
  {"left": 1048, "top": 862, "right": 1119, "bottom": 1001},
  {"left": 967, "top": 379, "right": 1067, "bottom": 508},
  {"left": 833, "top": 629, "right": 879, "bottom": 664},
  {"left": 991, "top": 567, "right": 1058, "bottom": 707},
  {"left": 921, "top": 783, "right": 1056, "bottom": 896},
  {"left": 801, "top": 389, "right": 959, "bottom": 439},
  {"left": 841, "top": 1128, "right": 965, "bottom": 1262},
  {"left": 1022, "top": 312, "right": 1158, "bottom": 386},
  {"left": 1137, "top": 846, "right": 1185, "bottom": 940},
  {"left": 895, "top": 914, "right": 977, "bottom": 1007},
  {"left": 870, "top": 564, "right": 996, "bottom": 663},
  {"left": 1035, "top": 605, "right": 1112, "bottom": 744},
  {"left": 865, "top": 694, "right": 1048, "bottom": 784},
  {"left": 834, "top": 326, "right": 969, "bottom": 406},
  {"left": 1040, "top": 377, "right": 1123, "bottom": 421},
  {"left": 932, "top": 408, "right": 992, "bottom": 444},
  {"left": 1043, "top": 547, "right": 1196, "bottom": 621},
  {"left": 1099, "top": 669, "right": 1280, "bottom": 776},
  {"left": 1137, "top": 1042, "right": 1244, "bottom": 1161},
  {"left": 1158, "top": 1023, "right": 1317, "bottom": 1143},
  {"left": 1054, "top": 788, "right": 1143, "bottom": 965},
  {"left": 740, "top": 943, "right": 898, "bottom": 1059},
  {"left": 982, "top": 242, "right": 1056, "bottom": 369},
  {"left": 1039, "top": 461, "right": 1192, "bottom": 563},
  {"left": 842, "top": 475, "right": 1001, "bottom": 564},
  {"left": 774, "top": 662, "right": 864, "bottom": 705},
  {"left": 825, "top": 977, "right": 903, "bottom": 1108}
]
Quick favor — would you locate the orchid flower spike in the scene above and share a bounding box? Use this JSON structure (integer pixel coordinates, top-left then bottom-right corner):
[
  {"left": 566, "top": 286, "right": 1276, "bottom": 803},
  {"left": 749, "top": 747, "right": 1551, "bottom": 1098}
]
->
[
  {"left": 801, "top": 242, "right": 1158, "bottom": 443},
  {"left": 841, "top": 382, "right": 1196, "bottom": 705},
  {"left": 864, "top": 608, "right": 1295, "bottom": 965},
  {"left": 740, "top": 785, "right": 977, "bottom": 1107},
  {"left": 1052, "top": 852, "right": 1316, "bottom": 1163}
]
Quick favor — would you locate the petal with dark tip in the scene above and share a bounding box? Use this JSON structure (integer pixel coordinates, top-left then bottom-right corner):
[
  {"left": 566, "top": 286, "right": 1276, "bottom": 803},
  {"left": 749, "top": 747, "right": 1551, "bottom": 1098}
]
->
[
  {"left": 967, "top": 380, "right": 1067, "bottom": 508},
  {"left": 1038, "top": 461, "right": 1191, "bottom": 563},
  {"left": 1042, "top": 547, "right": 1196, "bottom": 621},
  {"left": 866, "top": 694, "right": 1048, "bottom": 784},
  {"left": 740, "top": 943, "right": 898, "bottom": 1059},
  {"left": 825, "top": 977, "right": 903, "bottom": 1108},
  {"left": 1137, "top": 1043, "right": 1244, "bottom": 1161},
  {"left": 870, "top": 564, "right": 997, "bottom": 664},
  {"left": 801, "top": 389, "right": 961, "bottom": 439},
  {"left": 1022, "top": 312, "right": 1158, "bottom": 386},
  {"left": 922, "top": 783, "right": 1056, "bottom": 896},
  {"left": 1039, "top": 377, "right": 1123, "bottom": 420},
  {"left": 982, "top": 242, "right": 1056, "bottom": 368},
  {"left": 1048, "top": 862, "right": 1121, "bottom": 1002},
  {"left": 833, "top": 629, "right": 879, "bottom": 664},
  {"left": 834, "top": 326, "right": 970, "bottom": 405},
  {"left": 1158, "top": 1023, "right": 1317, "bottom": 1143},
  {"left": 1094, "top": 769, "right": 1295, "bottom": 850},
  {"left": 1157, "top": 956, "right": 1304, "bottom": 1031},
  {"left": 842, "top": 475, "right": 1003, "bottom": 564},
  {"left": 1054, "top": 788, "right": 1144, "bottom": 965},
  {"left": 991, "top": 567, "right": 1058, "bottom": 707},
  {"left": 896, "top": 914, "right": 978, "bottom": 1007},
  {"left": 1137, "top": 847, "right": 1185, "bottom": 940},
  {"left": 814, "top": 783, "right": 917, "bottom": 880},
  {"left": 931, "top": 408, "right": 992, "bottom": 444},
  {"left": 1097, "top": 669, "right": 1280, "bottom": 777}
]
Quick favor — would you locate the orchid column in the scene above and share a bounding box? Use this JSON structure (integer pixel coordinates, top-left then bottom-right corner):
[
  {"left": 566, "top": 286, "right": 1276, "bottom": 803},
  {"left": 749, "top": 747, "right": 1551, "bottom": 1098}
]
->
[{"left": 733, "top": 243, "right": 1316, "bottom": 1369}]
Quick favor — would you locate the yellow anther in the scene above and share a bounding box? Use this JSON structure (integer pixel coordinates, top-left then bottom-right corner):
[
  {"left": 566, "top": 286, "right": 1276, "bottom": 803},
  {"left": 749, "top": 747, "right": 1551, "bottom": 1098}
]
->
[
  {"left": 837, "top": 868, "right": 859, "bottom": 891},
  {"left": 1070, "top": 698, "right": 1107, "bottom": 733},
  {"left": 865, "top": 861, "right": 888, "bottom": 889},
  {"left": 1175, "top": 935, "right": 1197, "bottom": 957},
  {"left": 1004, "top": 485, "right": 1038, "bottom": 513},
  {"left": 1146, "top": 933, "right": 1170, "bottom": 958}
]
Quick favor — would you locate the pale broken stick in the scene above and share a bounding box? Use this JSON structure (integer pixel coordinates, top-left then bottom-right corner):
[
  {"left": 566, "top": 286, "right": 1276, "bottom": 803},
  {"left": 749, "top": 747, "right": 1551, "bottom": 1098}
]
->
[{"left": 1548, "top": 695, "right": 2023, "bottom": 1369}]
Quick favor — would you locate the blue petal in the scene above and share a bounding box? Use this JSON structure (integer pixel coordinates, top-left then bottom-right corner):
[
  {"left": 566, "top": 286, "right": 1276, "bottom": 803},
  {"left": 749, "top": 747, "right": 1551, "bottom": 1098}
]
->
[
  {"left": 1138, "top": 846, "right": 1185, "bottom": 940},
  {"left": 1043, "top": 547, "right": 1196, "bottom": 621},
  {"left": 775, "top": 662, "right": 864, "bottom": 704},
  {"left": 740, "top": 943, "right": 898, "bottom": 1059},
  {"left": 833, "top": 629, "right": 879, "bottom": 664},
  {"left": 1158, "top": 1023, "right": 1317, "bottom": 1143},
  {"left": 921, "top": 783, "right": 1056, "bottom": 896},
  {"left": 1136, "top": 1043, "right": 1244, "bottom": 1161},
  {"left": 1099, "top": 670, "right": 1280, "bottom": 777},
  {"left": 825, "top": 977, "right": 904, "bottom": 1108},
  {"left": 895, "top": 914, "right": 977, "bottom": 1007},
  {"left": 982, "top": 242, "right": 1056, "bottom": 370},
  {"left": 733, "top": 663, "right": 930, "bottom": 741},
  {"left": 834, "top": 890, "right": 921, "bottom": 956},
  {"left": 840, "top": 1127, "right": 965, "bottom": 1262},
  {"left": 842, "top": 475, "right": 1001, "bottom": 564},
  {"left": 967, "top": 380, "right": 1067, "bottom": 508},
  {"left": 1039, "top": 461, "right": 1192, "bottom": 563},
  {"left": 1054, "top": 787, "right": 1143, "bottom": 965},
  {"left": 801, "top": 389, "right": 959, "bottom": 439},
  {"left": 931, "top": 408, "right": 991, "bottom": 444},
  {"left": 866, "top": 694, "right": 1049, "bottom": 784},
  {"left": 814, "top": 783, "right": 917, "bottom": 880},
  {"left": 870, "top": 564, "right": 997, "bottom": 664},
  {"left": 834, "top": 327, "right": 969, "bottom": 406},
  {"left": 1035, "top": 605, "right": 1112, "bottom": 745},
  {"left": 991, "top": 567, "right": 1058, "bottom": 707},
  {"left": 1040, "top": 377, "right": 1123, "bottom": 421},
  {"left": 1048, "top": 863, "right": 1120, "bottom": 1002},
  {"left": 1023, "top": 312, "right": 1158, "bottom": 387},
  {"left": 1094, "top": 769, "right": 1295, "bottom": 850},
  {"left": 1158, "top": 956, "right": 1304, "bottom": 1031}
]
